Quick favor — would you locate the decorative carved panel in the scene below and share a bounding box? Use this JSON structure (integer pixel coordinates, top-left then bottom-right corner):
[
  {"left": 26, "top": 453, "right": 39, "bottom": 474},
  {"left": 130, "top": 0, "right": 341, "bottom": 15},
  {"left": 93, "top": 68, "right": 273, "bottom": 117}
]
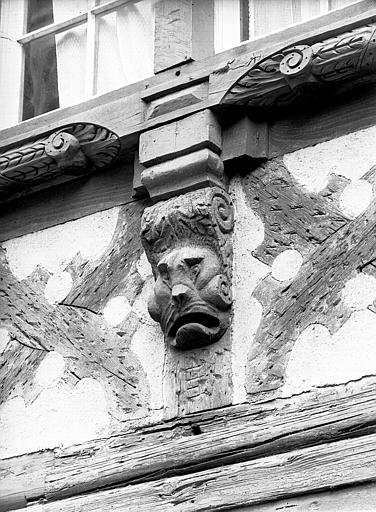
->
[
  {"left": 221, "top": 24, "right": 376, "bottom": 109},
  {"left": 0, "top": 123, "right": 120, "bottom": 201}
]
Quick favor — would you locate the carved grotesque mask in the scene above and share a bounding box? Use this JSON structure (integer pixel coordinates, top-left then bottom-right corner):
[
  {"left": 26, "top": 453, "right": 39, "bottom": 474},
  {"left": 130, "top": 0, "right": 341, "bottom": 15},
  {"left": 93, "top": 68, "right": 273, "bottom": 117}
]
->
[{"left": 148, "top": 245, "right": 232, "bottom": 349}]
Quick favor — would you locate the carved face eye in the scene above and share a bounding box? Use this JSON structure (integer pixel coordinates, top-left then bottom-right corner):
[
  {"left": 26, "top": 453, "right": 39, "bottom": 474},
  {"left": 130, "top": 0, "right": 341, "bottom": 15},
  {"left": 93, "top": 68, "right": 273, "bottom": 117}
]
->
[
  {"left": 157, "top": 262, "right": 169, "bottom": 284},
  {"left": 184, "top": 257, "right": 203, "bottom": 282}
]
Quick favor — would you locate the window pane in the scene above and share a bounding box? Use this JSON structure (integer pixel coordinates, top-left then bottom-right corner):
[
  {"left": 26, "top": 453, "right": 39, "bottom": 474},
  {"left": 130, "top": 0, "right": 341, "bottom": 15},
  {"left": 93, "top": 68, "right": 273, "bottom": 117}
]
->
[
  {"left": 0, "top": 0, "right": 25, "bottom": 129},
  {"left": 250, "top": 0, "right": 325, "bottom": 39},
  {"left": 27, "top": 0, "right": 54, "bottom": 31},
  {"left": 52, "top": 0, "right": 90, "bottom": 22},
  {"left": 215, "top": 0, "right": 362, "bottom": 52},
  {"left": 55, "top": 24, "right": 87, "bottom": 107},
  {"left": 22, "top": 24, "right": 86, "bottom": 120},
  {"left": 95, "top": 0, "right": 154, "bottom": 95},
  {"left": 27, "top": 0, "right": 90, "bottom": 31},
  {"left": 23, "top": 34, "right": 59, "bottom": 120}
]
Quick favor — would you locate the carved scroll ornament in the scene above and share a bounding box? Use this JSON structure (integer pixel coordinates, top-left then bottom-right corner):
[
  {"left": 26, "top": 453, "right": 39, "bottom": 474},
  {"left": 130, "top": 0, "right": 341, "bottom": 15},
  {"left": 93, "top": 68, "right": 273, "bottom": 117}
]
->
[
  {"left": 222, "top": 24, "right": 376, "bottom": 108},
  {"left": 0, "top": 123, "right": 120, "bottom": 201},
  {"left": 141, "top": 187, "right": 234, "bottom": 350}
]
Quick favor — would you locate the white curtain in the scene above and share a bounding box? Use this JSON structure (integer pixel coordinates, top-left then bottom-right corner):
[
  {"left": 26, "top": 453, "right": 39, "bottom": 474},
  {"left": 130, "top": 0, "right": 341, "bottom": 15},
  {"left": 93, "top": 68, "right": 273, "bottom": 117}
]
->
[
  {"left": 0, "top": 0, "right": 26, "bottom": 129},
  {"left": 52, "top": 0, "right": 88, "bottom": 108},
  {"left": 95, "top": 0, "right": 154, "bottom": 95},
  {"left": 214, "top": 0, "right": 241, "bottom": 53},
  {"left": 215, "top": 0, "right": 360, "bottom": 52}
]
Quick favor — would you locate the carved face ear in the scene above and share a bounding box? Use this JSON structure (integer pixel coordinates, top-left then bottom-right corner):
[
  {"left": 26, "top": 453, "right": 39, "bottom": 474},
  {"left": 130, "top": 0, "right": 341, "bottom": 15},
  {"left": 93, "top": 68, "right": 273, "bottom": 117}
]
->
[
  {"left": 148, "top": 293, "right": 162, "bottom": 322},
  {"left": 200, "top": 274, "right": 232, "bottom": 309}
]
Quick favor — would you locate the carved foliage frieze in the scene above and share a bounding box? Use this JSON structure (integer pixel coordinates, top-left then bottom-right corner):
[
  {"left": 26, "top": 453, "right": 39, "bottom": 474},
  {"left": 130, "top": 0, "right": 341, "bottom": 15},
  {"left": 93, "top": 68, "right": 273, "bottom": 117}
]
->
[
  {"left": 0, "top": 123, "right": 120, "bottom": 200},
  {"left": 222, "top": 24, "right": 376, "bottom": 108},
  {"left": 141, "top": 187, "right": 234, "bottom": 350}
]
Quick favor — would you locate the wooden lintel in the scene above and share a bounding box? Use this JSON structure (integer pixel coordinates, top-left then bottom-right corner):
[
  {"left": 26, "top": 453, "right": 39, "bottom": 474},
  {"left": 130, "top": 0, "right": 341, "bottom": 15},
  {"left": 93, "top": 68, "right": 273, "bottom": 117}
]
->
[
  {"left": 2, "top": 377, "right": 376, "bottom": 509},
  {"left": 18, "top": 433, "right": 376, "bottom": 511}
]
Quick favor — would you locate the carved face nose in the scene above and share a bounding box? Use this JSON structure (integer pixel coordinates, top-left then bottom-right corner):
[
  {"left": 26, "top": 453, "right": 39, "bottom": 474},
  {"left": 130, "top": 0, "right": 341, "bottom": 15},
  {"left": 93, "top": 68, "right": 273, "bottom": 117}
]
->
[{"left": 171, "top": 284, "right": 191, "bottom": 308}]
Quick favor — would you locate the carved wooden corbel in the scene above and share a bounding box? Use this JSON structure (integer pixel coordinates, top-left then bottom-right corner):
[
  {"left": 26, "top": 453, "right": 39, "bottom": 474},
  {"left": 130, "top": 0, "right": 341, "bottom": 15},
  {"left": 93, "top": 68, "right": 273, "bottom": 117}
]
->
[
  {"left": 138, "top": 109, "right": 234, "bottom": 350},
  {"left": 221, "top": 24, "right": 376, "bottom": 109},
  {"left": 141, "top": 187, "right": 233, "bottom": 350},
  {"left": 0, "top": 123, "right": 120, "bottom": 201}
]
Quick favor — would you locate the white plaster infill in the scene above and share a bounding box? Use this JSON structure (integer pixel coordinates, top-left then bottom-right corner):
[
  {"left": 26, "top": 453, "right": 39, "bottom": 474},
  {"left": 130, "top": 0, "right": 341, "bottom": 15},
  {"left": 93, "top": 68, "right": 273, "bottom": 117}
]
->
[
  {"left": 282, "top": 309, "right": 376, "bottom": 397},
  {"left": 0, "top": 377, "right": 109, "bottom": 458},
  {"left": 44, "top": 271, "right": 73, "bottom": 305},
  {"left": 230, "top": 178, "right": 270, "bottom": 404},
  {"left": 2, "top": 207, "right": 120, "bottom": 281},
  {"left": 283, "top": 125, "right": 376, "bottom": 193},
  {"left": 271, "top": 249, "right": 303, "bottom": 282},
  {"left": 339, "top": 180, "right": 373, "bottom": 218},
  {"left": 103, "top": 295, "right": 132, "bottom": 326},
  {"left": 342, "top": 273, "right": 376, "bottom": 311},
  {"left": 0, "top": 378, "right": 109, "bottom": 458},
  {"left": 35, "top": 351, "right": 65, "bottom": 388},
  {"left": 0, "top": 328, "right": 10, "bottom": 354}
]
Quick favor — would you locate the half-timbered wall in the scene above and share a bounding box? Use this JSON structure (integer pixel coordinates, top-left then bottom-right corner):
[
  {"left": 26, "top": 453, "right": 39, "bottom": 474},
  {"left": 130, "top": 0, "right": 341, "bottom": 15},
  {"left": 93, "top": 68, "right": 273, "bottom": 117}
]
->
[
  {"left": 2, "top": 123, "right": 376, "bottom": 461},
  {"left": 3, "top": 2, "right": 376, "bottom": 510}
]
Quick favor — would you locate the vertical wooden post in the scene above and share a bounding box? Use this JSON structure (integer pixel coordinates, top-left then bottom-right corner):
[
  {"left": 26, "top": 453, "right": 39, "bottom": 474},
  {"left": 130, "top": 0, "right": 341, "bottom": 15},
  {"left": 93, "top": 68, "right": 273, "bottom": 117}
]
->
[{"left": 154, "top": 0, "right": 215, "bottom": 74}]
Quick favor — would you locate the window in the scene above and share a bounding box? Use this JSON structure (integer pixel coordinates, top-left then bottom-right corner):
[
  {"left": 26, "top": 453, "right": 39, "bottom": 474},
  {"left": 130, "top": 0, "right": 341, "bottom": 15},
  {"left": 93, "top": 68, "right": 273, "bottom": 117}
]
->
[
  {"left": 214, "top": 0, "right": 361, "bottom": 52},
  {"left": 0, "top": 0, "right": 154, "bottom": 129}
]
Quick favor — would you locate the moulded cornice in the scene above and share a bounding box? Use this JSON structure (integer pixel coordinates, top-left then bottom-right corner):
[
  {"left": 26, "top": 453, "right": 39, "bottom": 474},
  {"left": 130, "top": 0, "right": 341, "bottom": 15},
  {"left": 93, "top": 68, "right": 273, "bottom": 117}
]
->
[
  {"left": 0, "top": 123, "right": 120, "bottom": 201},
  {"left": 221, "top": 23, "right": 376, "bottom": 109}
]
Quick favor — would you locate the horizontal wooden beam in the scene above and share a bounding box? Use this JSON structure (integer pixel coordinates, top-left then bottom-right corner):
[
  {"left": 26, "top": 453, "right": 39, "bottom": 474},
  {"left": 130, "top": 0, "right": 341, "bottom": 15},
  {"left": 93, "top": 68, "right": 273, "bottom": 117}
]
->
[
  {"left": 20, "top": 431, "right": 376, "bottom": 511},
  {"left": 2, "top": 377, "right": 376, "bottom": 510},
  {"left": 0, "top": 123, "right": 120, "bottom": 203},
  {"left": 1, "top": 1, "right": 375, "bottom": 158}
]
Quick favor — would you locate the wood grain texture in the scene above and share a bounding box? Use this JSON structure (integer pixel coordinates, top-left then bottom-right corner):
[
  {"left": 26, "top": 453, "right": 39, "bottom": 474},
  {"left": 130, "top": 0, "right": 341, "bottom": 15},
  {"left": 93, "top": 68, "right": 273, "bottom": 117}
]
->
[
  {"left": 244, "top": 160, "right": 376, "bottom": 398},
  {"left": 63, "top": 199, "right": 149, "bottom": 313},
  {"left": 268, "top": 83, "right": 376, "bottom": 157},
  {"left": 0, "top": 239, "right": 149, "bottom": 413},
  {"left": 22, "top": 432, "right": 376, "bottom": 511},
  {"left": 0, "top": 163, "right": 134, "bottom": 242},
  {"left": 233, "top": 481, "right": 376, "bottom": 511},
  {"left": 154, "top": 0, "right": 193, "bottom": 73},
  {"left": 241, "top": 159, "right": 348, "bottom": 266},
  {"left": 2, "top": 376, "right": 376, "bottom": 508},
  {"left": 163, "top": 330, "right": 232, "bottom": 419},
  {"left": 139, "top": 110, "right": 221, "bottom": 167}
]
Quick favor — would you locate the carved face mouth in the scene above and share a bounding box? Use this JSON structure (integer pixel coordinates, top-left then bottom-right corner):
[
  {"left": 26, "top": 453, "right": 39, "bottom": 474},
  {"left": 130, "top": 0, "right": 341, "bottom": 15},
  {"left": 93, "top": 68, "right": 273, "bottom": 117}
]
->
[{"left": 168, "top": 311, "right": 221, "bottom": 349}]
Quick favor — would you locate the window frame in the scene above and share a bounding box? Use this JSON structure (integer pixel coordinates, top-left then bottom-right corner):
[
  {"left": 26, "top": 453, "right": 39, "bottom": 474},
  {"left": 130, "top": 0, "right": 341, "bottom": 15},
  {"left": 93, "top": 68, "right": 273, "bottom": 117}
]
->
[{"left": 0, "top": 0, "right": 151, "bottom": 127}]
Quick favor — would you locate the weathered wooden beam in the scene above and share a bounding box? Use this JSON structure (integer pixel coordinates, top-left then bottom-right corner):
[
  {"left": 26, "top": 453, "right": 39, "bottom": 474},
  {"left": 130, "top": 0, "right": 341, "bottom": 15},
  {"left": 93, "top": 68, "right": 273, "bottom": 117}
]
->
[
  {"left": 235, "top": 481, "right": 376, "bottom": 512},
  {"left": 154, "top": 0, "right": 193, "bottom": 73},
  {"left": 222, "top": 116, "right": 268, "bottom": 170},
  {"left": 0, "top": 162, "right": 134, "bottom": 242},
  {"left": 0, "top": 1, "right": 374, "bottom": 157},
  {"left": 21, "top": 431, "right": 376, "bottom": 511},
  {"left": 2, "top": 377, "right": 376, "bottom": 510}
]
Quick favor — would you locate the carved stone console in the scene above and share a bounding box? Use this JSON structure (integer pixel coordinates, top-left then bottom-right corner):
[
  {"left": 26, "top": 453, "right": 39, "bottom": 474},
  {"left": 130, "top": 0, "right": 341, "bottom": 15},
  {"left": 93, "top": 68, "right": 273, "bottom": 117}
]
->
[
  {"left": 141, "top": 187, "right": 234, "bottom": 350},
  {"left": 0, "top": 123, "right": 120, "bottom": 201}
]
